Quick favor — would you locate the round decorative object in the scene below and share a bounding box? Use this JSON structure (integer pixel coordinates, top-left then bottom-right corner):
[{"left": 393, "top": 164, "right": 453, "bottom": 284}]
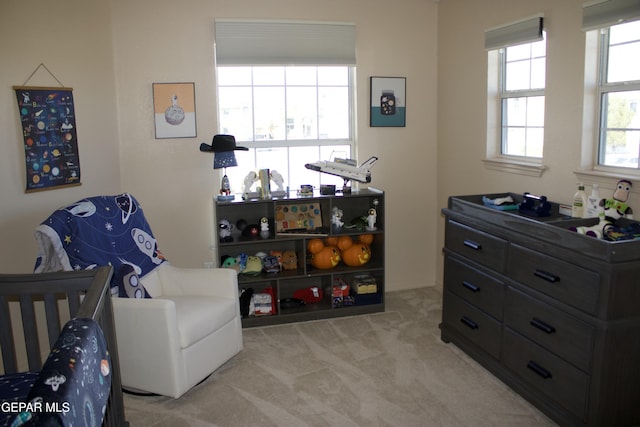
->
[
  {"left": 164, "top": 95, "right": 185, "bottom": 125},
  {"left": 359, "top": 234, "right": 374, "bottom": 245},
  {"left": 341, "top": 242, "right": 372, "bottom": 267},
  {"left": 311, "top": 246, "right": 341, "bottom": 269},
  {"left": 307, "top": 238, "right": 325, "bottom": 254}
]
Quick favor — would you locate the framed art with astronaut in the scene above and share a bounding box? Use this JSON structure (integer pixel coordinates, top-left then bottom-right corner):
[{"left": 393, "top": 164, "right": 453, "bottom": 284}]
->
[{"left": 152, "top": 82, "right": 197, "bottom": 139}]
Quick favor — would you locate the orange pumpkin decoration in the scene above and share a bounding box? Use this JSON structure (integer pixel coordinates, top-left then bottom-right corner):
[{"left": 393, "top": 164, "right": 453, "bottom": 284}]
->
[
  {"left": 307, "top": 238, "right": 325, "bottom": 254},
  {"left": 337, "top": 235, "right": 354, "bottom": 252},
  {"left": 308, "top": 239, "right": 341, "bottom": 269},
  {"left": 341, "top": 242, "right": 372, "bottom": 266},
  {"left": 324, "top": 236, "right": 339, "bottom": 247},
  {"left": 359, "top": 234, "right": 374, "bottom": 245}
]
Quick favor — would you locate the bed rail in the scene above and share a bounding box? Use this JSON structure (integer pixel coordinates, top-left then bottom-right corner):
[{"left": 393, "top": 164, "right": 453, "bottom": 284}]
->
[{"left": 0, "top": 266, "right": 128, "bottom": 427}]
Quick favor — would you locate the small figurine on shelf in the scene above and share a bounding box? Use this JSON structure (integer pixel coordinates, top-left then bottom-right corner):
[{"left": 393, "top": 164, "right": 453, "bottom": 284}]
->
[
  {"left": 570, "top": 179, "right": 633, "bottom": 238},
  {"left": 331, "top": 206, "right": 344, "bottom": 233},
  {"left": 218, "top": 219, "right": 234, "bottom": 242},
  {"left": 366, "top": 207, "right": 377, "bottom": 231},
  {"left": 270, "top": 170, "right": 287, "bottom": 197},
  {"left": 259, "top": 216, "right": 270, "bottom": 239},
  {"left": 242, "top": 171, "right": 258, "bottom": 200},
  {"left": 220, "top": 175, "right": 231, "bottom": 197}
]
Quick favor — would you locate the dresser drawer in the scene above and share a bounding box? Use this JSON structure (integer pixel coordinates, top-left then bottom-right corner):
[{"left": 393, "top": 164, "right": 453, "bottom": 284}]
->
[
  {"left": 507, "top": 244, "right": 600, "bottom": 315},
  {"left": 445, "top": 220, "right": 507, "bottom": 272},
  {"left": 442, "top": 290, "right": 502, "bottom": 359},
  {"left": 504, "top": 287, "right": 594, "bottom": 372},
  {"left": 444, "top": 255, "right": 504, "bottom": 320},
  {"left": 502, "top": 328, "right": 589, "bottom": 421}
]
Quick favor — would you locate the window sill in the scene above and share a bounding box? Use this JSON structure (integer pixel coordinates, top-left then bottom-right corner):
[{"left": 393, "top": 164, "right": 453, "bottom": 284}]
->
[
  {"left": 482, "top": 158, "right": 546, "bottom": 177},
  {"left": 575, "top": 169, "right": 640, "bottom": 187}
]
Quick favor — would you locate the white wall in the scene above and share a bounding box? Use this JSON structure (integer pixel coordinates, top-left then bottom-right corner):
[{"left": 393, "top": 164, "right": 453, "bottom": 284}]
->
[
  {"left": 1, "top": 0, "right": 439, "bottom": 292},
  {"left": 109, "top": 0, "right": 439, "bottom": 290},
  {"left": 0, "top": 1, "right": 121, "bottom": 273},
  {"left": 436, "top": 0, "right": 640, "bottom": 287}
]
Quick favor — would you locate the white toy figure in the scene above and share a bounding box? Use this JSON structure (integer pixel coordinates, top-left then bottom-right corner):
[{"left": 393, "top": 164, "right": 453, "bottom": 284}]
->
[
  {"left": 270, "top": 170, "right": 285, "bottom": 192},
  {"left": 366, "top": 207, "right": 377, "bottom": 231},
  {"left": 331, "top": 206, "right": 344, "bottom": 232},
  {"left": 259, "top": 216, "right": 270, "bottom": 239},
  {"left": 571, "top": 179, "right": 633, "bottom": 238},
  {"left": 243, "top": 171, "right": 258, "bottom": 197},
  {"left": 218, "top": 219, "right": 234, "bottom": 242}
]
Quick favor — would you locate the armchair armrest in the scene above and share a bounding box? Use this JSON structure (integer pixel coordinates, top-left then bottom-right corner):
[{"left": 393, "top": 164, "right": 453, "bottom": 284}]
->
[
  {"left": 111, "top": 298, "right": 184, "bottom": 392},
  {"left": 156, "top": 264, "right": 239, "bottom": 300}
]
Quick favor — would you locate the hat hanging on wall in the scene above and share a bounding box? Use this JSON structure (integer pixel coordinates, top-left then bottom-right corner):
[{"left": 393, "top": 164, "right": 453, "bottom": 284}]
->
[{"left": 199, "top": 134, "right": 248, "bottom": 201}]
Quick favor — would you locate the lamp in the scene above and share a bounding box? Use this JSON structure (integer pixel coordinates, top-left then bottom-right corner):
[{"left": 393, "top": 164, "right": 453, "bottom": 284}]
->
[{"left": 199, "top": 134, "right": 248, "bottom": 201}]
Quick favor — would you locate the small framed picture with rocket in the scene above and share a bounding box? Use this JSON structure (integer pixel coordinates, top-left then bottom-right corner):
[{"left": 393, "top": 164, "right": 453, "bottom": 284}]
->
[{"left": 370, "top": 77, "right": 406, "bottom": 127}]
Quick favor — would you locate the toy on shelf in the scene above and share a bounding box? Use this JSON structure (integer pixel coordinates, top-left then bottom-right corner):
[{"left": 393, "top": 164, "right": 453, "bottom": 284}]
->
[
  {"left": 331, "top": 206, "right": 344, "bottom": 233},
  {"left": 338, "top": 235, "right": 372, "bottom": 267},
  {"left": 307, "top": 238, "right": 341, "bottom": 269},
  {"left": 259, "top": 217, "right": 270, "bottom": 239},
  {"left": 570, "top": 179, "right": 634, "bottom": 239},
  {"left": 281, "top": 250, "right": 298, "bottom": 270},
  {"left": 218, "top": 219, "right": 234, "bottom": 242}
]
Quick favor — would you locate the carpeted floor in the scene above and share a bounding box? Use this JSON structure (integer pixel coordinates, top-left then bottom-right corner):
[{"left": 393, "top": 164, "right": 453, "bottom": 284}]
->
[{"left": 122, "top": 287, "right": 556, "bottom": 426}]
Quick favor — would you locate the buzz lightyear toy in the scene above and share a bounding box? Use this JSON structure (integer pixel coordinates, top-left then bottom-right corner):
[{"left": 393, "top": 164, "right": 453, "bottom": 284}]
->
[{"left": 571, "top": 179, "right": 633, "bottom": 239}]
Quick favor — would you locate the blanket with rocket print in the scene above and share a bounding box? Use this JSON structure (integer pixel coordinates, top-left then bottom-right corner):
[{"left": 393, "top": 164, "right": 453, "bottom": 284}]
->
[{"left": 34, "top": 193, "right": 166, "bottom": 298}]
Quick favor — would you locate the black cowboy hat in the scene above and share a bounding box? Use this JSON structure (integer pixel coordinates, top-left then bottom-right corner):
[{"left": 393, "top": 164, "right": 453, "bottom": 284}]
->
[{"left": 199, "top": 134, "right": 248, "bottom": 153}]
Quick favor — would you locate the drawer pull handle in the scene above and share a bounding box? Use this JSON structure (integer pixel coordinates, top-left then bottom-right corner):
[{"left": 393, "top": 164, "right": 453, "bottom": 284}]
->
[
  {"left": 462, "top": 281, "right": 480, "bottom": 292},
  {"left": 463, "top": 240, "right": 482, "bottom": 250},
  {"left": 460, "top": 316, "right": 479, "bottom": 330},
  {"left": 527, "top": 360, "right": 552, "bottom": 379},
  {"left": 533, "top": 269, "right": 559, "bottom": 283},
  {"left": 530, "top": 317, "right": 556, "bottom": 334}
]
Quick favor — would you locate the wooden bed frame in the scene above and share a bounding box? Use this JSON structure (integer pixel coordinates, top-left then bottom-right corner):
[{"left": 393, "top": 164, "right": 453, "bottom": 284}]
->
[{"left": 0, "top": 266, "right": 128, "bottom": 426}]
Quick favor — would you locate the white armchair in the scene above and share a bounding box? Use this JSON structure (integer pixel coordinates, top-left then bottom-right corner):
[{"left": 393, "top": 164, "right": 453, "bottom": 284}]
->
[
  {"left": 33, "top": 193, "right": 243, "bottom": 399},
  {"left": 112, "top": 263, "right": 243, "bottom": 398}
]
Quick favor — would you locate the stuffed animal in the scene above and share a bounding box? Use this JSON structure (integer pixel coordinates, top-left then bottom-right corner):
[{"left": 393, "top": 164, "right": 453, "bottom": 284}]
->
[
  {"left": 571, "top": 179, "right": 633, "bottom": 238},
  {"left": 281, "top": 250, "right": 298, "bottom": 270}
]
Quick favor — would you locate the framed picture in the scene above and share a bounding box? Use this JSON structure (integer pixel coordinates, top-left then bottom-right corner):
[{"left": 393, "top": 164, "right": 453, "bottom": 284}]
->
[
  {"left": 370, "top": 77, "right": 406, "bottom": 127},
  {"left": 14, "top": 86, "right": 82, "bottom": 192},
  {"left": 152, "top": 82, "right": 197, "bottom": 138}
]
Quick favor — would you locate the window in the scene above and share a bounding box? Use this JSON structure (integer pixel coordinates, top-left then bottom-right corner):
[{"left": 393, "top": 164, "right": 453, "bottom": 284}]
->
[
  {"left": 214, "top": 21, "right": 356, "bottom": 193},
  {"left": 596, "top": 20, "right": 640, "bottom": 169},
  {"left": 484, "top": 15, "right": 546, "bottom": 175},
  {"left": 499, "top": 37, "right": 546, "bottom": 158}
]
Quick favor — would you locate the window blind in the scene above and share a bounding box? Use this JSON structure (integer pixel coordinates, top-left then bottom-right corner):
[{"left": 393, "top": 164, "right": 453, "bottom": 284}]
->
[
  {"left": 214, "top": 20, "right": 356, "bottom": 66},
  {"left": 484, "top": 15, "right": 544, "bottom": 50},
  {"left": 582, "top": 0, "right": 640, "bottom": 31}
]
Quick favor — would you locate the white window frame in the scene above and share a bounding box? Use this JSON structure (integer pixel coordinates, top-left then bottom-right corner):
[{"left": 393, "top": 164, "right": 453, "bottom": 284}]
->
[
  {"left": 578, "top": 4, "right": 640, "bottom": 186},
  {"left": 213, "top": 21, "right": 358, "bottom": 192},
  {"left": 484, "top": 15, "right": 547, "bottom": 177}
]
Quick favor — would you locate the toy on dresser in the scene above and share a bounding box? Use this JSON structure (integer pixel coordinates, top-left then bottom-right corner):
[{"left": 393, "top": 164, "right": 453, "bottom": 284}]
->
[{"left": 570, "top": 179, "right": 633, "bottom": 239}]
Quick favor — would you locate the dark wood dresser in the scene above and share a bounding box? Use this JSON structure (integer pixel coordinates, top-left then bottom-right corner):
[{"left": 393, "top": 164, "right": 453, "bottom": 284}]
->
[{"left": 441, "top": 193, "right": 640, "bottom": 426}]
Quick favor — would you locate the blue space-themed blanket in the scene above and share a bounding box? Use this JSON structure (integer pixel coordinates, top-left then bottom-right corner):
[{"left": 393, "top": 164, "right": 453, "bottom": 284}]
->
[
  {"left": 1, "top": 318, "right": 111, "bottom": 427},
  {"left": 34, "top": 193, "right": 166, "bottom": 297}
]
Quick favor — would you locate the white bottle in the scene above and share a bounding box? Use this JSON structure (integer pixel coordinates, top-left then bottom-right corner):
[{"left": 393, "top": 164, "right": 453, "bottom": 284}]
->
[
  {"left": 586, "top": 184, "right": 602, "bottom": 218},
  {"left": 572, "top": 183, "right": 588, "bottom": 218}
]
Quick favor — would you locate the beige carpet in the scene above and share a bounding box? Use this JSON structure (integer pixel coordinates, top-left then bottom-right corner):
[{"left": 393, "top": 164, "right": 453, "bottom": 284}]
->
[{"left": 122, "top": 287, "right": 555, "bottom": 426}]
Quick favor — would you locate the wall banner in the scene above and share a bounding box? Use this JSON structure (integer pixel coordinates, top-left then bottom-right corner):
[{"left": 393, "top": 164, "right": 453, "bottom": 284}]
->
[{"left": 14, "top": 86, "right": 81, "bottom": 192}]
